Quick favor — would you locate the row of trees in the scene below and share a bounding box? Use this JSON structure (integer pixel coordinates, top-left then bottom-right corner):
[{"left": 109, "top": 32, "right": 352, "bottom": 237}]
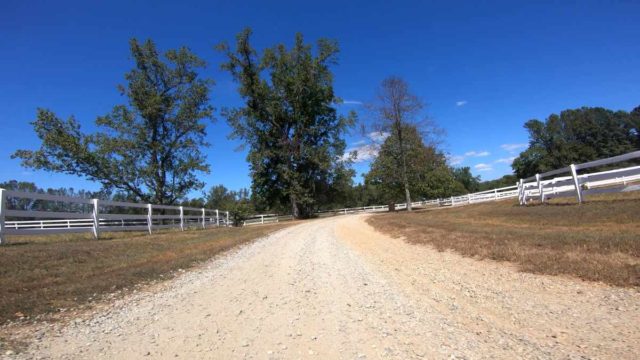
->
[
  {"left": 512, "top": 106, "right": 640, "bottom": 178},
  {"left": 10, "top": 28, "right": 638, "bottom": 220}
]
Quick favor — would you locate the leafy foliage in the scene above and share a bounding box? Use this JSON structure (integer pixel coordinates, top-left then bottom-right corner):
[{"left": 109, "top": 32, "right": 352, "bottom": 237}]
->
[
  {"left": 452, "top": 167, "right": 481, "bottom": 193},
  {"left": 366, "top": 125, "right": 462, "bottom": 204},
  {"left": 478, "top": 174, "right": 518, "bottom": 191},
  {"left": 365, "top": 77, "right": 428, "bottom": 210},
  {"left": 512, "top": 106, "right": 640, "bottom": 178},
  {"left": 13, "top": 39, "right": 214, "bottom": 204},
  {"left": 217, "top": 28, "right": 355, "bottom": 218}
]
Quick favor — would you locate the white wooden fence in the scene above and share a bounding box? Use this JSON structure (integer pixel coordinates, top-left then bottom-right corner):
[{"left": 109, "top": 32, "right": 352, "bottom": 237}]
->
[
  {"left": 241, "top": 214, "right": 294, "bottom": 226},
  {"left": 0, "top": 190, "right": 230, "bottom": 244},
  {"left": 518, "top": 150, "right": 640, "bottom": 205},
  {"left": 2, "top": 151, "right": 639, "bottom": 243},
  {"left": 316, "top": 150, "right": 640, "bottom": 216}
]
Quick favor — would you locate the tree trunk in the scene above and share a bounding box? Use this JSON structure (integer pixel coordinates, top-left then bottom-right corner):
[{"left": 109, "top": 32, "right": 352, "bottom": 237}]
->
[
  {"left": 402, "top": 161, "right": 412, "bottom": 212},
  {"left": 290, "top": 194, "right": 299, "bottom": 219},
  {"left": 397, "top": 124, "right": 412, "bottom": 211}
]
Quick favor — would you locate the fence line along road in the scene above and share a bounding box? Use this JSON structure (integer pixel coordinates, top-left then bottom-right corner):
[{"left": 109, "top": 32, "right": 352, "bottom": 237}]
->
[
  {"left": 0, "top": 190, "right": 230, "bottom": 244},
  {"left": 314, "top": 150, "right": 640, "bottom": 216},
  {"left": 2, "top": 150, "right": 639, "bottom": 243}
]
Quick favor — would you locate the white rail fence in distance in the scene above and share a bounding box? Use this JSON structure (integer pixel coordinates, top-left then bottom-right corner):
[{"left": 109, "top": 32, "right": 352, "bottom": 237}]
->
[{"left": 0, "top": 190, "right": 230, "bottom": 244}]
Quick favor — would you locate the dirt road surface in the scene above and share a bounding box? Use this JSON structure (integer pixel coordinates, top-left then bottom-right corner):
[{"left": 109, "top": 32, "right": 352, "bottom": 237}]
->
[{"left": 8, "top": 215, "right": 639, "bottom": 359}]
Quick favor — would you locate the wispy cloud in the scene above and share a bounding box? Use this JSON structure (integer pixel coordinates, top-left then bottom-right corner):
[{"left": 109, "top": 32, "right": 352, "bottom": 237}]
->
[
  {"left": 495, "top": 156, "right": 516, "bottom": 164},
  {"left": 341, "top": 131, "right": 390, "bottom": 163},
  {"left": 448, "top": 150, "right": 489, "bottom": 166},
  {"left": 500, "top": 143, "right": 527, "bottom": 153},
  {"left": 456, "top": 100, "right": 467, "bottom": 107},
  {"left": 342, "top": 100, "right": 363, "bottom": 105},
  {"left": 342, "top": 144, "right": 379, "bottom": 163},
  {"left": 368, "top": 131, "right": 389, "bottom": 143},
  {"left": 447, "top": 155, "right": 465, "bottom": 166},
  {"left": 474, "top": 163, "right": 493, "bottom": 171},
  {"left": 464, "top": 150, "right": 490, "bottom": 157}
]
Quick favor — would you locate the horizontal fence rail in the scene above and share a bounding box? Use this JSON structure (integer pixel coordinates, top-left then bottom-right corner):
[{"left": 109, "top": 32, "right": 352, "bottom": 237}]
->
[
  {"left": 0, "top": 190, "right": 230, "bottom": 244},
  {"left": 518, "top": 151, "right": 640, "bottom": 205}
]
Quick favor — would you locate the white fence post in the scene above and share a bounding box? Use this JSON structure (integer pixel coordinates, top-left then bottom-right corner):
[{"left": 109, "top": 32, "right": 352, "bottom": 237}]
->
[
  {"left": 226, "top": 211, "right": 229, "bottom": 227},
  {"left": 570, "top": 164, "right": 583, "bottom": 204},
  {"left": 179, "top": 206, "right": 184, "bottom": 231},
  {"left": 450, "top": 196, "right": 455, "bottom": 206},
  {"left": 494, "top": 189, "right": 498, "bottom": 200},
  {"left": 261, "top": 215, "right": 264, "bottom": 224},
  {"left": 91, "top": 198, "right": 100, "bottom": 239},
  {"left": 0, "top": 189, "right": 6, "bottom": 245},
  {"left": 147, "top": 204, "right": 153, "bottom": 234},
  {"left": 518, "top": 179, "right": 524, "bottom": 205},
  {"left": 216, "top": 209, "right": 219, "bottom": 227},
  {"left": 536, "top": 174, "right": 544, "bottom": 203},
  {"left": 467, "top": 194, "right": 471, "bottom": 204},
  {"left": 201, "top": 208, "right": 206, "bottom": 229}
]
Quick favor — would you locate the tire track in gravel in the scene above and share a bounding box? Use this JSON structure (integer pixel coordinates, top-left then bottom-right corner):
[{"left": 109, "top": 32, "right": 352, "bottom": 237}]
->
[{"left": 7, "top": 215, "right": 639, "bottom": 359}]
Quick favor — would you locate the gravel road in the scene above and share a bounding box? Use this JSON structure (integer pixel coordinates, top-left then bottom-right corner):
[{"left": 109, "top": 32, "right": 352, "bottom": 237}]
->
[{"left": 7, "top": 215, "right": 639, "bottom": 359}]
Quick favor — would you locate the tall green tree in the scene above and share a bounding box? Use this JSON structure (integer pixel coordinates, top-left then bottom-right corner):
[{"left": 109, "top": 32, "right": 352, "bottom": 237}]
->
[
  {"left": 452, "top": 167, "right": 481, "bottom": 193},
  {"left": 217, "top": 28, "right": 355, "bottom": 218},
  {"left": 13, "top": 39, "right": 214, "bottom": 204},
  {"left": 366, "top": 125, "right": 461, "bottom": 204},
  {"left": 512, "top": 106, "right": 639, "bottom": 178},
  {"left": 366, "top": 77, "right": 430, "bottom": 211}
]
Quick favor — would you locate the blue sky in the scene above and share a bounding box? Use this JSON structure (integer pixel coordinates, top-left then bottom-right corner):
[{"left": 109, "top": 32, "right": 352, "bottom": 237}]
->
[{"left": 1, "top": 0, "right": 639, "bottom": 196}]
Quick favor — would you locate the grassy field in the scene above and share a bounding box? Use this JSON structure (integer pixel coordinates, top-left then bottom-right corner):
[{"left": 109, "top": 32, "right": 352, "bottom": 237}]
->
[
  {"left": 368, "top": 192, "right": 640, "bottom": 287},
  {"left": 0, "top": 224, "right": 291, "bottom": 324}
]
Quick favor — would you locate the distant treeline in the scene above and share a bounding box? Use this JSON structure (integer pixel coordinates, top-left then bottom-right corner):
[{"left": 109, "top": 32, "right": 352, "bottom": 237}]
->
[{"left": 512, "top": 106, "right": 640, "bottom": 178}]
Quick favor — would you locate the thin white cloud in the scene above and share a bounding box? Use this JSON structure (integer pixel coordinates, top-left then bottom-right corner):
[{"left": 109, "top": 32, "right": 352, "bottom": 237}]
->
[
  {"left": 447, "top": 155, "right": 465, "bottom": 166},
  {"left": 342, "top": 100, "right": 363, "bottom": 105},
  {"left": 464, "top": 150, "right": 490, "bottom": 157},
  {"left": 368, "top": 131, "right": 389, "bottom": 143},
  {"left": 340, "top": 131, "right": 390, "bottom": 163},
  {"left": 341, "top": 144, "right": 379, "bottom": 163},
  {"left": 456, "top": 100, "right": 467, "bottom": 107},
  {"left": 474, "top": 163, "right": 493, "bottom": 171},
  {"left": 495, "top": 157, "right": 516, "bottom": 164},
  {"left": 500, "top": 143, "right": 527, "bottom": 153},
  {"left": 448, "top": 150, "right": 489, "bottom": 166}
]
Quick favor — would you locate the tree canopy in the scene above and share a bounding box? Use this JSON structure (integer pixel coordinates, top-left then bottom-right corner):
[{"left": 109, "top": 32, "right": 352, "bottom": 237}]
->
[
  {"left": 13, "top": 39, "right": 214, "bottom": 204},
  {"left": 512, "top": 106, "right": 640, "bottom": 178},
  {"left": 452, "top": 167, "right": 481, "bottom": 193},
  {"left": 365, "top": 77, "right": 428, "bottom": 211},
  {"left": 217, "top": 28, "right": 355, "bottom": 218},
  {"left": 366, "top": 124, "right": 463, "bottom": 204}
]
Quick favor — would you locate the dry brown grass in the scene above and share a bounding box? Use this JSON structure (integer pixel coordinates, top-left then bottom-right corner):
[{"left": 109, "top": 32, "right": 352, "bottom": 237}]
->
[
  {"left": 0, "top": 224, "right": 291, "bottom": 324},
  {"left": 368, "top": 192, "right": 640, "bottom": 287}
]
